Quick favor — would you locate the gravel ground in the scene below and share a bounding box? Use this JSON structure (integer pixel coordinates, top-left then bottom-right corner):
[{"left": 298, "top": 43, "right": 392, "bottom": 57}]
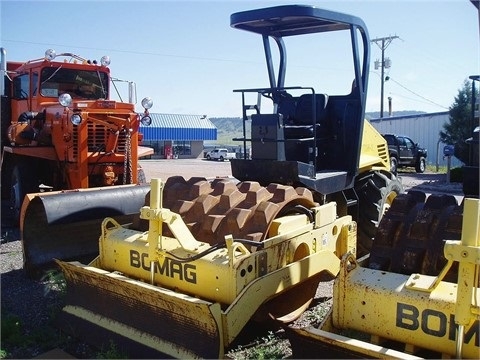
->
[{"left": 0, "top": 163, "right": 464, "bottom": 359}]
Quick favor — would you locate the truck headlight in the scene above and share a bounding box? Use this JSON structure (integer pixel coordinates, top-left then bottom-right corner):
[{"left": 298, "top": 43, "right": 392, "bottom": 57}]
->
[
  {"left": 141, "top": 97, "right": 153, "bottom": 110},
  {"left": 140, "top": 115, "right": 152, "bottom": 126},
  {"left": 58, "top": 93, "right": 73, "bottom": 107},
  {"left": 70, "top": 114, "right": 82, "bottom": 125}
]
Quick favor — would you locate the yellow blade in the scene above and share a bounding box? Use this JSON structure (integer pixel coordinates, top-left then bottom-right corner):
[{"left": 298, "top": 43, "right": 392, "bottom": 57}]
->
[{"left": 57, "top": 260, "right": 224, "bottom": 359}]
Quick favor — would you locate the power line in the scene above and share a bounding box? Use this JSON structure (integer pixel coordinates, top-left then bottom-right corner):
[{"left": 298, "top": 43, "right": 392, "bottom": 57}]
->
[
  {"left": 387, "top": 76, "right": 449, "bottom": 110},
  {"left": 1, "top": 39, "right": 259, "bottom": 65}
]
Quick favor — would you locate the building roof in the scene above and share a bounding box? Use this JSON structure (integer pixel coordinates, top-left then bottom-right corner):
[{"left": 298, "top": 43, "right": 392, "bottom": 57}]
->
[
  {"left": 140, "top": 113, "right": 217, "bottom": 141},
  {"left": 369, "top": 111, "right": 449, "bottom": 122}
]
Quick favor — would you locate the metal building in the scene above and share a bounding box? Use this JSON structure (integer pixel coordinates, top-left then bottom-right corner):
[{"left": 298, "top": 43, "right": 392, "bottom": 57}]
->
[
  {"left": 369, "top": 111, "right": 462, "bottom": 169},
  {"left": 140, "top": 113, "right": 217, "bottom": 159}
]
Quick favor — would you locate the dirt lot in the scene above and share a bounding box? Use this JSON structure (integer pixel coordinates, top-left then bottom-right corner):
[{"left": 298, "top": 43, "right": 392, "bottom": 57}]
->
[
  {"left": 139, "top": 158, "right": 234, "bottom": 181},
  {"left": 1, "top": 160, "right": 464, "bottom": 359}
]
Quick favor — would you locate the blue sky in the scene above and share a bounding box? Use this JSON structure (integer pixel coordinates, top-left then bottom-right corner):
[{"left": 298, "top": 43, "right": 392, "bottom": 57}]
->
[{"left": 1, "top": 0, "right": 478, "bottom": 117}]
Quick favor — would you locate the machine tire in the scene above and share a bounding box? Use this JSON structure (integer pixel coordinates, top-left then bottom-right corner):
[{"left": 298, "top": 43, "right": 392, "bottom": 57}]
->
[
  {"left": 354, "top": 170, "right": 403, "bottom": 256},
  {"left": 206, "top": 155, "right": 211, "bottom": 160},
  {"left": 219, "top": 156, "right": 224, "bottom": 161},
  {"left": 10, "top": 162, "right": 38, "bottom": 224},
  {"left": 389, "top": 156, "right": 398, "bottom": 174},
  {"left": 137, "top": 166, "right": 147, "bottom": 184},
  {"left": 369, "top": 191, "right": 463, "bottom": 281},
  {"left": 1, "top": 154, "right": 13, "bottom": 199},
  {"left": 415, "top": 156, "right": 426, "bottom": 173}
]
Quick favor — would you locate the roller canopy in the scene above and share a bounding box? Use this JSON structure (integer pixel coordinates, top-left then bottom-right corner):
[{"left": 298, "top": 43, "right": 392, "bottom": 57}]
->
[{"left": 230, "top": 5, "right": 368, "bottom": 37}]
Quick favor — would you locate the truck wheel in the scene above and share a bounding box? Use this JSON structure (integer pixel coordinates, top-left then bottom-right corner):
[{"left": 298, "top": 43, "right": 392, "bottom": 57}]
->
[
  {"left": 415, "top": 157, "right": 426, "bottom": 173},
  {"left": 220, "top": 156, "right": 224, "bottom": 161},
  {"left": 389, "top": 156, "right": 398, "bottom": 174},
  {"left": 206, "top": 155, "right": 211, "bottom": 160},
  {"left": 354, "top": 170, "right": 403, "bottom": 256},
  {"left": 137, "top": 167, "right": 147, "bottom": 184},
  {"left": 10, "top": 163, "right": 37, "bottom": 224},
  {"left": 1, "top": 154, "right": 12, "bottom": 199}
]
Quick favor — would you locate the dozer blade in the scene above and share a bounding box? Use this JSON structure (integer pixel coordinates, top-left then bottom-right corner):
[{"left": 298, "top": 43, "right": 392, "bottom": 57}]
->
[
  {"left": 284, "top": 322, "right": 423, "bottom": 359},
  {"left": 21, "top": 185, "right": 150, "bottom": 277},
  {"left": 56, "top": 260, "right": 224, "bottom": 359}
]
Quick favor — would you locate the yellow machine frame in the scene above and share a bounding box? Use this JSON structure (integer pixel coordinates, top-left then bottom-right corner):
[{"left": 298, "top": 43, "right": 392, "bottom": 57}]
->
[
  {"left": 291, "top": 198, "right": 480, "bottom": 359},
  {"left": 58, "top": 178, "right": 357, "bottom": 358}
]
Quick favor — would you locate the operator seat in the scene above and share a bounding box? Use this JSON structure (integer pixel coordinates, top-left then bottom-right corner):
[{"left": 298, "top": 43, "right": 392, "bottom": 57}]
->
[
  {"left": 294, "top": 93, "right": 328, "bottom": 125},
  {"left": 284, "top": 93, "right": 329, "bottom": 163}
]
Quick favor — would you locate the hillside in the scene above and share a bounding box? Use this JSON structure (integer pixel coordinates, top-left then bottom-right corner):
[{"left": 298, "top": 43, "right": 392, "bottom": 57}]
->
[{"left": 207, "top": 117, "right": 247, "bottom": 146}]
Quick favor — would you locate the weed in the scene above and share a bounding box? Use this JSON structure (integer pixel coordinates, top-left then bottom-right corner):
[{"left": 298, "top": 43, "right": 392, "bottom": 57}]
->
[
  {"left": 255, "top": 332, "right": 287, "bottom": 359},
  {"left": 227, "top": 331, "right": 290, "bottom": 359},
  {"left": 41, "top": 269, "right": 67, "bottom": 296},
  {"left": 96, "top": 340, "right": 128, "bottom": 359},
  {"left": 39, "top": 269, "right": 68, "bottom": 324}
]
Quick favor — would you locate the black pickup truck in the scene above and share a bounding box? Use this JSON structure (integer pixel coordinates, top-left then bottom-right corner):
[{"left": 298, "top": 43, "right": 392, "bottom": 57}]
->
[{"left": 383, "top": 134, "right": 427, "bottom": 174}]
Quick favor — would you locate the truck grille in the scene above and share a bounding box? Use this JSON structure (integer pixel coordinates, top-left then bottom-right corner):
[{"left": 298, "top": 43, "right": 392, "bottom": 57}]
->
[
  {"left": 86, "top": 122, "right": 127, "bottom": 153},
  {"left": 71, "top": 116, "right": 128, "bottom": 160}
]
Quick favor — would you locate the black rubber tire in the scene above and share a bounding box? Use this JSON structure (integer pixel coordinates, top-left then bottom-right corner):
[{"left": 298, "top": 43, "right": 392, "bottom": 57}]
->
[
  {"left": 354, "top": 170, "right": 403, "bottom": 256},
  {"left": 390, "top": 156, "right": 398, "bottom": 175},
  {"left": 415, "top": 156, "right": 426, "bottom": 173},
  {"left": 206, "top": 155, "right": 211, "bottom": 160},
  {"left": 463, "top": 165, "right": 479, "bottom": 197},
  {"left": 1, "top": 154, "right": 12, "bottom": 199},
  {"left": 10, "top": 162, "right": 38, "bottom": 224},
  {"left": 137, "top": 167, "right": 147, "bottom": 184}
]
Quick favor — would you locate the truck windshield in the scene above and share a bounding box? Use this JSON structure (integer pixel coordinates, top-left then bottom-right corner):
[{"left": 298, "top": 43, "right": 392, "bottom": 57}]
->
[{"left": 40, "top": 67, "right": 109, "bottom": 99}]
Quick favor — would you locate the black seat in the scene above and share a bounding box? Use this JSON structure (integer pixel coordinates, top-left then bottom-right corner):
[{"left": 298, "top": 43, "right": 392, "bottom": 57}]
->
[
  {"left": 284, "top": 93, "right": 329, "bottom": 163},
  {"left": 284, "top": 93, "right": 328, "bottom": 137},
  {"left": 294, "top": 93, "right": 328, "bottom": 125}
]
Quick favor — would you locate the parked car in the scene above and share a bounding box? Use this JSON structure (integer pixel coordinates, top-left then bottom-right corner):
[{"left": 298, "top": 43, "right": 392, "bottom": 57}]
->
[
  {"left": 205, "top": 148, "right": 236, "bottom": 161},
  {"left": 383, "top": 134, "right": 427, "bottom": 173}
]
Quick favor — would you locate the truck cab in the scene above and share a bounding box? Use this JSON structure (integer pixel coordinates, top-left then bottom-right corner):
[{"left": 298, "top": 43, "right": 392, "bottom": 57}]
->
[
  {"left": 4, "top": 50, "right": 111, "bottom": 140},
  {"left": 1, "top": 48, "right": 154, "bottom": 223},
  {"left": 206, "top": 148, "right": 236, "bottom": 161}
]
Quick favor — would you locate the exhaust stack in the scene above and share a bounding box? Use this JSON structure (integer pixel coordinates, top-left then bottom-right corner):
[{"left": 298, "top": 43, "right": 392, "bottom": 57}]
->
[{"left": 1, "top": 47, "right": 6, "bottom": 96}]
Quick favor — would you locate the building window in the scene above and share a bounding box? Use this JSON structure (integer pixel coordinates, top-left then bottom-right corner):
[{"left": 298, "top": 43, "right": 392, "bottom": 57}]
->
[{"left": 173, "top": 141, "right": 191, "bottom": 155}]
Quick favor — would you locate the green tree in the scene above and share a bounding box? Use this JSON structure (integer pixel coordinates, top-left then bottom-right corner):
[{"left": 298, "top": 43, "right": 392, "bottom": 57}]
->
[{"left": 440, "top": 78, "right": 478, "bottom": 164}]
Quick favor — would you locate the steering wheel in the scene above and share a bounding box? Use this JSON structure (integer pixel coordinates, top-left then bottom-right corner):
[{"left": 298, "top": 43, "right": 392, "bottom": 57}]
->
[{"left": 75, "top": 86, "right": 96, "bottom": 99}]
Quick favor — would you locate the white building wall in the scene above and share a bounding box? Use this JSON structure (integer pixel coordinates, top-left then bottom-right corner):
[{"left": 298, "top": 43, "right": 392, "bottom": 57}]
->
[{"left": 369, "top": 112, "right": 462, "bottom": 168}]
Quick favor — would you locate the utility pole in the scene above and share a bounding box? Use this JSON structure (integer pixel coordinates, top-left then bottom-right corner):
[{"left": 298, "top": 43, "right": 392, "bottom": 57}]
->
[{"left": 371, "top": 35, "right": 399, "bottom": 118}]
